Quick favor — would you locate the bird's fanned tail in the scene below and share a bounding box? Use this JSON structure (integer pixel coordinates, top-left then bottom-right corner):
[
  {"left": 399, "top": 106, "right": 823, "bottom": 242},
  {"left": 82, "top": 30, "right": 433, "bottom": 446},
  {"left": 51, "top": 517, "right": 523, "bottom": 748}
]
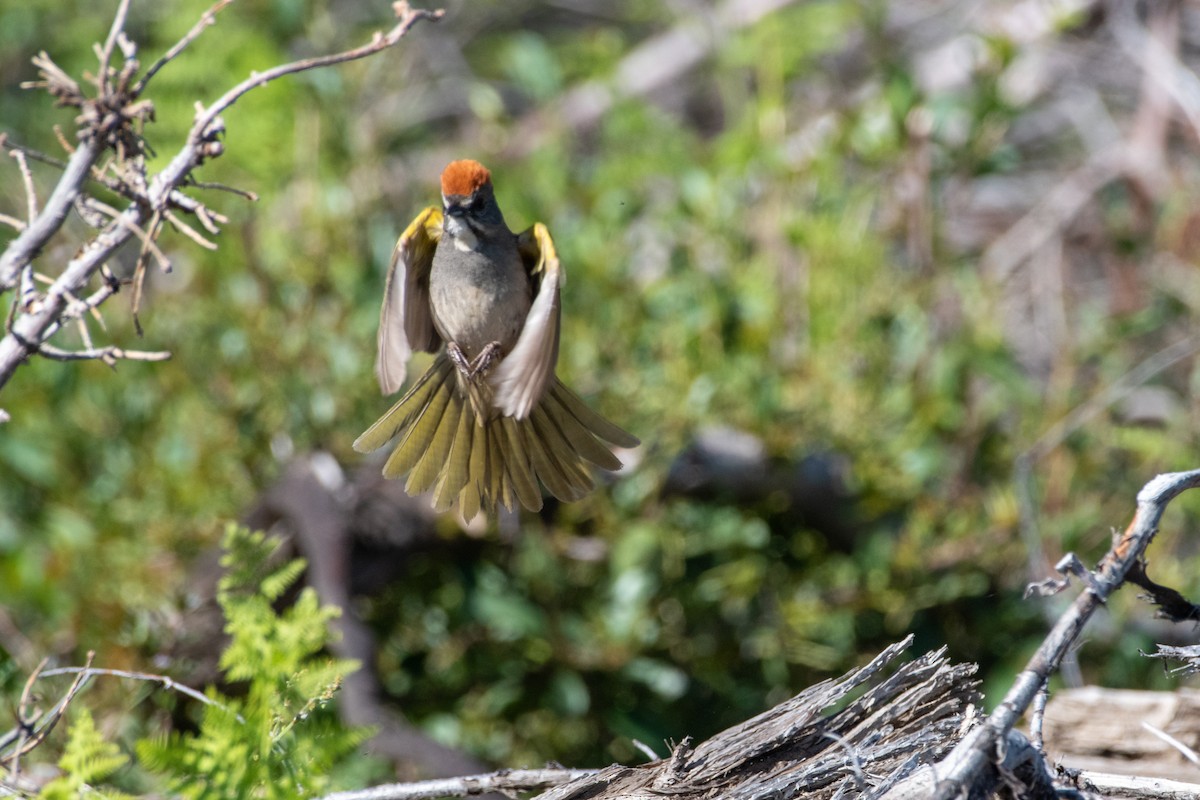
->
[{"left": 353, "top": 354, "right": 639, "bottom": 520}]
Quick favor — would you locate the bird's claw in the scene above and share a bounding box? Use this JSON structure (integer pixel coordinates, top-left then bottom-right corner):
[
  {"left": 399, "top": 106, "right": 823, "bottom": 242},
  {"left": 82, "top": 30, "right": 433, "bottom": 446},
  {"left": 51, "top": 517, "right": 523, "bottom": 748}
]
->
[
  {"left": 446, "top": 342, "right": 473, "bottom": 377},
  {"left": 468, "top": 342, "right": 502, "bottom": 378},
  {"left": 447, "top": 341, "right": 503, "bottom": 380}
]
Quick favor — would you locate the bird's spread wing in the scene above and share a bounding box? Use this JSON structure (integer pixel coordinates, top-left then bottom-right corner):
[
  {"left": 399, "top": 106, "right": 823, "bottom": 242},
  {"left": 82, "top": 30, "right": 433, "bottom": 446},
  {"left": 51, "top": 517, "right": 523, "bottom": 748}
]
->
[
  {"left": 376, "top": 206, "right": 443, "bottom": 395},
  {"left": 492, "top": 222, "right": 562, "bottom": 418}
]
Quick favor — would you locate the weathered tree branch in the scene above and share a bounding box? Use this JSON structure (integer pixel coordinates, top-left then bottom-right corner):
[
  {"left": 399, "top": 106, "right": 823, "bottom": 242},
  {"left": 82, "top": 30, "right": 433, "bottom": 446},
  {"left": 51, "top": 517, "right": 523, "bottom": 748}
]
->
[
  {"left": 310, "top": 636, "right": 983, "bottom": 800},
  {"left": 880, "top": 468, "right": 1200, "bottom": 799},
  {"left": 0, "top": 0, "right": 443, "bottom": 398},
  {"left": 0, "top": 138, "right": 102, "bottom": 290},
  {"left": 318, "top": 768, "right": 597, "bottom": 800}
]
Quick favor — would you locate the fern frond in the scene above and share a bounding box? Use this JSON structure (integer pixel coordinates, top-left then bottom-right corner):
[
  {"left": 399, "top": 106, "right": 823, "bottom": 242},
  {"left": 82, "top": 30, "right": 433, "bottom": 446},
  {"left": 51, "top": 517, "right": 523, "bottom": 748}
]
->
[{"left": 37, "top": 708, "right": 132, "bottom": 800}]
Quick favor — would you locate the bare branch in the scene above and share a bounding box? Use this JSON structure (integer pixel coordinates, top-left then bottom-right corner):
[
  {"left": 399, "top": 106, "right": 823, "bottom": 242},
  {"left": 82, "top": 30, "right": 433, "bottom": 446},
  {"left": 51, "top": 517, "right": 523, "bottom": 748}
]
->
[
  {"left": 631, "top": 739, "right": 660, "bottom": 761},
  {"left": 0, "top": 660, "right": 239, "bottom": 774},
  {"left": 1071, "top": 770, "right": 1200, "bottom": 799},
  {"left": 81, "top": 278, "right": 121, "bottom": 321},
  {"left": 1, "top": 652, "right": 94, "bottom": 769},
  {"left": 167, "top": 190, "right": 230, "bottom": 234},
  {"left": 1029, "top": 683, "right": 1047, "bottom": 752},
  {"left": 316, "top": 768, "right": 599, "bottom": 800},
  {"left": 0, "top": 137, "right": 102, "bottom": 290},
  {"left": 83, "top": 197, "right": 171, "bottom": 272},
  {"left": 133, "top": 0, "right": 233, "bottom": 95},
  {"left": 9, "top": 150, "right": 38, "bottom": 224},
  {"left": 188, "top": 2, "right": 446, "bottom": 145},
  {"left": 37, "top": 666, "right": 226, "bottom": 713},
  {"left": 164, "top": 208, "right": 218, "bottom": 249},
  {"left": 21, "top": 51, "right": 84, "bottom": 105},
  {"left": 1125, "top": 560, "right": 1200, "bottom": 623},
  {"left": 52, "top": 124, "right": 74, "bottom": 154},
  {"left": 1140, "top": 722, "right": 1200, "bottom": 768},
  {"left": 75, "top": 315, "right": 95, "bottom": 352},
  {"left": 30, "top": 342, "right": 171, "bottom": 365},
  {"left": 187, "top": 179, "right": 257, "bottom": 201},
  {"left": 880, "top": 468, "right": 1200, "bottom": 800},
  {"left": 4, "top": 134, "right": 160, "bottom": 209},
  {"left": 2, "top": 656, "right": 47, "bottom": 782},
  {"left": 17, "top": 267, "right": 36, "bottom": 314},
  {"left": 1015, "top": 334, "right": 1200, "bottom": 603},
  {"left": 0, "top": 1, "right": 443, "bottom": 396},
  {"left": 95, "top": 0, "right": 134, "bottom": 97},
  {"left": 129, "top": 210, "right": 166, "bottom": 333}
]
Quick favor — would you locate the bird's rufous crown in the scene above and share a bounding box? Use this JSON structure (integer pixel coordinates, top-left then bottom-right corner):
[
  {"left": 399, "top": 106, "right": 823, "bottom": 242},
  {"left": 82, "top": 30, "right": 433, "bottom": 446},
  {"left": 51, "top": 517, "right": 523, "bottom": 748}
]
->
[{"left": 441, "top": 159, "right": 491, "bottom": 197}]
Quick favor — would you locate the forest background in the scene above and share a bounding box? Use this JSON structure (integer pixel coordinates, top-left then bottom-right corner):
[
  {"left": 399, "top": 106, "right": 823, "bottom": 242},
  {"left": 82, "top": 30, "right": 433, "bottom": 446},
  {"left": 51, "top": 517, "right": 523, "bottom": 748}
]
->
[{"left": 1, "top": 0, "right": 1199, "bottom": 791}]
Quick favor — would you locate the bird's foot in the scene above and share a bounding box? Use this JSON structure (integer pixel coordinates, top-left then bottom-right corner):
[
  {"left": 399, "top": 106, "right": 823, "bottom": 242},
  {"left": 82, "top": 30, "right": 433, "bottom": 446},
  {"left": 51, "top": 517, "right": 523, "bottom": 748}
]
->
[
  {"left": 447, "top": 341, "right": 503, "bottom": 380},
  {"left": 446, "top": 342, "right": 473, "bottom": 378},
  {"left": 467, "top": 341, "right": 502, "bottom": 378}
]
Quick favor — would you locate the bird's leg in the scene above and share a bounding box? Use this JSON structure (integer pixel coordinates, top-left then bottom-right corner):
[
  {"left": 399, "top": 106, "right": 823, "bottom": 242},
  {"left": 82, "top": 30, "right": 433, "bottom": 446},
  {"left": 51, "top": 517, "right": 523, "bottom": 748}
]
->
[
  {"left": 446, "top": 342, "right": 473, "bottom": 378},
  {"left": 467, "top": 341, "right": 503, "bottom": 378}
]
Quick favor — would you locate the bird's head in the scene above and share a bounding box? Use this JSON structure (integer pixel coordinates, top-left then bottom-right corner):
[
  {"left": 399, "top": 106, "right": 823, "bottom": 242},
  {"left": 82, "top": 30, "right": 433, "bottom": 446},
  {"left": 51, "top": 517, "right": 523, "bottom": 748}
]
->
[{"left": 440, "top": 159, "right": 507, "bottom": 251}]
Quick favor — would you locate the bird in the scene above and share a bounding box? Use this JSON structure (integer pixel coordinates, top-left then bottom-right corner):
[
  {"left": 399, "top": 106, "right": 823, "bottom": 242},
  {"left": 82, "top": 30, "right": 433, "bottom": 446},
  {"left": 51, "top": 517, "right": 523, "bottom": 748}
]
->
[{"left": 354, "top": 159, "right": 639, "bottom": 521}]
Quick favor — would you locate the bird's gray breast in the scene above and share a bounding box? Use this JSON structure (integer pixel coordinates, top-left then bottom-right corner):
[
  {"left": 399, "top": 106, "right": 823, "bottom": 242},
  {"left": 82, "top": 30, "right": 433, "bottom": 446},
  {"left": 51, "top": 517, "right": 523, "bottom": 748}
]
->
[{"left": 429, "top": 239, "right": 531, "bottom": 359}]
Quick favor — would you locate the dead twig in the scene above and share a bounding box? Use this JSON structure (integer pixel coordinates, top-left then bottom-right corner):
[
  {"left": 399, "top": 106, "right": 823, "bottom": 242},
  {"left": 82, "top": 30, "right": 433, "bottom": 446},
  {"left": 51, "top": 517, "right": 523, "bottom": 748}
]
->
[
  {"left": 0, "top": 660, "right": 242, "bottom": 773},
  {"left": 82, "top": 197, "right": 170, "bottom": 273},
  {"left": 163, "top": 208, "right": 218, "bottom": 249},
  {"left": 187, "top": 2, "right": 445, "bottom": 153},
  {"left": 10, "top": 150, "right": 39, "bottom": 225},
  {"left": 36, "top": 666, "right": 229, "bottom": 714},
  {"left": 186, "top": 179, "right": 257, "bottom": 201},
  {"left": 30, "top": 342, "right": 171, "bottom": 365},
  {"left": 1125, "top": 560, "right": 1200, "bottom": 623},
  {"left": 133, "top": 0, "right": 232, "bottom": 95},
  {"left": 129, "top": 209, "right": 166, "bottom": 334},
  {"left": 316, "top": 768, "right": 596, "bottom": 800},
  {"left": 1, "top": 652, "right": 95, "bottom": 774},
  {"left": 94, "top": 0, "right": 133, "bottom": 98},
  {"left": 0, "top": 138, "right": 102, "bottom": 290},
  {"left": 1140, "top": 722, "right": 1200, "bottom": 768}
]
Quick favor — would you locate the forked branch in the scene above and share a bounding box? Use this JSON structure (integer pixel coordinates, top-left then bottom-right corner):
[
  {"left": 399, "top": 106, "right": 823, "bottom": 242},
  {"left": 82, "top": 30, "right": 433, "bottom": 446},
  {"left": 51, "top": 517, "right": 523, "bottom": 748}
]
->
[
  {"left": 0, "top": 0, "right": 443, "bottom": 404},
  {"left": 879, "top": 468, "right": 1200, "bottom": 799}
]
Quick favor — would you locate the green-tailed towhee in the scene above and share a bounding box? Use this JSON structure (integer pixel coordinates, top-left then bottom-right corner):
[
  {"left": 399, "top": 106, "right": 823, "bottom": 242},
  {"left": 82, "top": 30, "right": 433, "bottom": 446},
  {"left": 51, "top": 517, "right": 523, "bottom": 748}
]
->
[{"left": 354, "top": 159, "right": 638, "bottom": 520}]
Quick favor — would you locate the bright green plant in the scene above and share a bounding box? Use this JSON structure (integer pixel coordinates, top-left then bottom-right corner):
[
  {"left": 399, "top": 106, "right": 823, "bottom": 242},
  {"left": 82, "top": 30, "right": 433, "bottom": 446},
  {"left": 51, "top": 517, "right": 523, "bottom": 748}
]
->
[
  {"left": 135, "top": 525, "right": 365, "bottom": 799},
  {"left": 38, "top": 709, "right": 132, "bottom": 800},
  {"left": 15, "top": 525, "right": 365, "bottom": 798}
]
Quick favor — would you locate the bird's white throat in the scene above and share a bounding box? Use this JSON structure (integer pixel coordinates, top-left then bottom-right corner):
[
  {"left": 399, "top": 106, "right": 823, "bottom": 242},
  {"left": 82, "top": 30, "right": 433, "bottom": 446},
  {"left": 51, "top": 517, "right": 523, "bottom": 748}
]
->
[
  {"left": 445, "top": 215, "right": 480, "bottom": 251},
  {"left": 452, "top": 228, "right": 479, "bottom": 251}
]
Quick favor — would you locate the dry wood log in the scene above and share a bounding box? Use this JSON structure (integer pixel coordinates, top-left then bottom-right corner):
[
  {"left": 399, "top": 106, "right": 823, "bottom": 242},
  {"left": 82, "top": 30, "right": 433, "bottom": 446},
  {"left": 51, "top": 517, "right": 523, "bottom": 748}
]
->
[{"left": 532, "top": 636, "right": 980, "bottom": 800}]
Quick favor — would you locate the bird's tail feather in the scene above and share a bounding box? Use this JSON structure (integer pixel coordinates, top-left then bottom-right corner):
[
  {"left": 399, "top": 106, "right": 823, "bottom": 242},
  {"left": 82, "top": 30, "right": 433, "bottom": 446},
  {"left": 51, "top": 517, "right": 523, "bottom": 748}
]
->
[{"left": 354, "top": 355, "right": 640, "bottom": 520}]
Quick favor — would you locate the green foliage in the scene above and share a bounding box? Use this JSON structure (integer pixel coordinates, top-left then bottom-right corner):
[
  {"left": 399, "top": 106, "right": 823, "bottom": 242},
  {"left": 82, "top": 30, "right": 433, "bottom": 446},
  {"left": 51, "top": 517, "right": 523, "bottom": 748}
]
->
[
  {"left": 135, "top": 526, "right": 364, "bottom": 799},
  {"left": 9, "top": 526, "right": 363, "bottom": 798},
  {"left": 38, "top": 709, "right": 133, "bottom": 800}
]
